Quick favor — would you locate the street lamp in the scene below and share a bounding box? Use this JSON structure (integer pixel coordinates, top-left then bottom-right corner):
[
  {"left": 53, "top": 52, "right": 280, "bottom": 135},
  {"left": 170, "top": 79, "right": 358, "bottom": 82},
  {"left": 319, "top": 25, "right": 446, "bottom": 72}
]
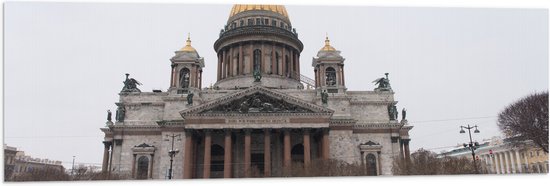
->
[
  {"left": 165, "top": 134, "right": 181, "bottom": 179},
  {"left": 71, "top": 156, "right": 75, "bottom": 177},
  {"left": 460, "top": 124, "right": 481, "bottom": 174}
]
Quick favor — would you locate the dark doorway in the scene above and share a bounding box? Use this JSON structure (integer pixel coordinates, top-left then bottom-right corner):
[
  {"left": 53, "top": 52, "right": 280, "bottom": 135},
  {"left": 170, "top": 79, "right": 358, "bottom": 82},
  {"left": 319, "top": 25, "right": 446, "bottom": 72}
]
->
[{"left": 251, "top": 153, "right": 264, "bottom": 176}]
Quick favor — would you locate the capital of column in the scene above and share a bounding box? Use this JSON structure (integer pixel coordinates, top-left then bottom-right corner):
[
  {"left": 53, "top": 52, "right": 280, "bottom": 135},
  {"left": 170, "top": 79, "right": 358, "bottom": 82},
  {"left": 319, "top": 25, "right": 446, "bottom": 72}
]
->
[
  {"left": 223, "top": 128, "right": 232, "bottom": 134},
  {"left": 103, "top": 141, "right": 113, "bottom": 148},
  {"left": 303, "top": 128, "right": 311, "bottom": 134},
  {"left": 243, "top": 128, "right": 252, "bottom": 135},
  {"left": 402, "top": 139, "right": 411, "bottom": 145}
]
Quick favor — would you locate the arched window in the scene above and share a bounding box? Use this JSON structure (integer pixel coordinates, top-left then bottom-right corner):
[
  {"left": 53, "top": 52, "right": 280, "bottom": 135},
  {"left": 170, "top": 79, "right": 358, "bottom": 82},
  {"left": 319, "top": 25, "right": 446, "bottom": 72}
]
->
[
  {"left": 179, "top": 68, "right": 190, "bottom": 88},
  {"left": 275, "top": 52, "right": 280, "bottom": 75},
  {"left": 285, "top": 55, "right": 290, "bottom": 77},
  {"left": 325, "top": 67, "right": 336, "bottom": 86},
  {"left": 366, "top": 153, "right": 377, "bottom": 176},
  {"left": 236, "top": 53, "right": 240, "bottom": 75},
  {"left": 253, "top": 49, "right": 262, "bottom": 72},
  {"left": 291, "top": 144, "right": 304, "bottom": 163},
  {"left": 136, "top": 156, "right": 149, "bottom": 179}
]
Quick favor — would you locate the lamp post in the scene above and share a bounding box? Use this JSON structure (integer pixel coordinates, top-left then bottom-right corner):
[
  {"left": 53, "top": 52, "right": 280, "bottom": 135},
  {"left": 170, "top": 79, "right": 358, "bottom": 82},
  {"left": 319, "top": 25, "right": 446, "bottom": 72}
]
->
[
  {"left": 71, "top": 156, "right": 75, "bottom": 177},
  {"left": 460, "top": 124, "right": 480, "bottom": 174},
  {"left": 165, "top": 134, "right": 181, "bottom": 179}
]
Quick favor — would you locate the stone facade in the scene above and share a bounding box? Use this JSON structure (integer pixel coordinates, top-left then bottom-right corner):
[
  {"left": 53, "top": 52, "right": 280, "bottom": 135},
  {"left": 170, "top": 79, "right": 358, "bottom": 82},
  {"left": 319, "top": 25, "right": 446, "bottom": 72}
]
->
[{"left": 101, "top": 4, "right": 413, "bottom": 179}]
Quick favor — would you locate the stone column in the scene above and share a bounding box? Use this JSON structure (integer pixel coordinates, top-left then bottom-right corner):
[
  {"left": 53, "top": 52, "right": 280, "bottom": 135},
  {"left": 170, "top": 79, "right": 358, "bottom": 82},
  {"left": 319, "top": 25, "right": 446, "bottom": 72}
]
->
[
  {"left": 271, "top": 44, "right": 276, "bottom": 74},
  {"left": 289, "top": 49, "right": 294, "bottom": 78},
  {"left": 148, "top": 154, "right": 153, "bottom": 179},
  {"left": 239, "top": 44, "right": 244, "bottom": 75},
  {"left": 264, "top": 129, "right": 271, "bottom": 177},
  {"left": 224, "top": 129, "right": 232, "bottom": 178},
  {"left": 244, "top": 129, "right": 251, "bottom": 177},
  {"left": 217, "top": 53, "right": 221, "bottom": 81},
  {"left": 221, "top": 50, "right": 226, "bottom": 79},
  {"left": 249, "top": 43, "right": 254, "bottom": 74},
  {"left": 523, "top": 151, "right": 529, "bottom": 173},
  {"left": 283, "top": 129, "right": 291, "bottom": 174},
  {"left": 296, "top": 53, "right": 301, "bottom": 80},
  {"left": 102, "top": 141, "right": 112, "bottom": 173},
  {"left": 281, "top": 46, "right": 286, "bottom": 77},
  {"left": 303, "top": 129, "right": 311, "bottom": 167},
  {"left": 403, "top": 139, "right": 411, "bottom": 161},
  {"left": 341, "top": 65, "right": 346, "bottom": 86},
  {"left": 492, "top": 154, "right": 499, "bottom": 174},
  {"left": 203, "top": 130, "right": 212, "bottom": 178},
  {"left": 498, "top": 152, "right": 505, "bottom": 174},
  {"left": 229, "top": 47, "right": 234, "bottom": 77},
  {"left": 508, "top": 151, "right": 516, "bottom": 173},
  {"left": 170, "top": 64, "right": 176, "bottom": 87},
  {"left": 504, "top": 151, "right": 511, "bottom": 173},
  {"left": 515, "top": 150, "right": 523, "bottom": 173},
  {"left": 183, "top": 130, "right": 194, "bottom": 179},
  {"left": 399, "top": 139, "right": 404, "bottom": 161},
  {"left": 131, "top": 154, "right": 136, "bottom": 178},
  {"left": 322, "top": 128, "right": 330, "bottom": 160},
  {"left": 199, "top": 70, "right": 202, "bottom": 89}
]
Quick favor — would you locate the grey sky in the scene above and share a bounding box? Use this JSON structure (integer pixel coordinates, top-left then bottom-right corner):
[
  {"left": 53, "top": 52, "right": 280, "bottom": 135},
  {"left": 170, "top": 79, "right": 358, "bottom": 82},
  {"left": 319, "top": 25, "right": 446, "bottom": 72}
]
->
[{"left": 3, "top": 2, "right": 548, "bottom": 169}]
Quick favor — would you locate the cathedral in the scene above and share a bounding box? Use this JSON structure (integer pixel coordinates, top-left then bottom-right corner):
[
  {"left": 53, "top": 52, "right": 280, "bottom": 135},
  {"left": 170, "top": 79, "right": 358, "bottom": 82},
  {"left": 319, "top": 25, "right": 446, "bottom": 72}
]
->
[{"left": 100, "top": 4, "right": 412, "bottom": 179}]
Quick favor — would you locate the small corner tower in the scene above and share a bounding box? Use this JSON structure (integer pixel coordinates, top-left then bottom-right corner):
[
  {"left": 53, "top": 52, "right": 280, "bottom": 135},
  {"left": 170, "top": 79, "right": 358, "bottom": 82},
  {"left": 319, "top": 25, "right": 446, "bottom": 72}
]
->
[
  {"left": 169, "top": 34, "right": 205, "bottom": 94},
  {"left": 312, "top": 36, "right": 346, "bottom": 93}
]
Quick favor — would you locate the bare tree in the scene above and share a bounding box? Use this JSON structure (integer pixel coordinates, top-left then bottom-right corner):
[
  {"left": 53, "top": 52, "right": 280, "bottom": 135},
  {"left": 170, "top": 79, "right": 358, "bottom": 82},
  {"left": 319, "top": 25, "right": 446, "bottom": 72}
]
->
[
  {"left": 11, "top": 167, "right": 70, "bottom": 181},
  {"left": 497, "top": 91, "right": 548, "bottom": 153},
  {"left": 393, "top": 148, "right": 479, "bottom": 175}
]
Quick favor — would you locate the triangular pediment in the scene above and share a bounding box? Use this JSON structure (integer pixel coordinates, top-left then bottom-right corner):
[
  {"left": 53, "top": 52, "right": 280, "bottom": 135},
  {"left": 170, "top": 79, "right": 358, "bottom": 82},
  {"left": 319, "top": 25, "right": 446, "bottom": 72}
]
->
[{"left": 180, "top": 85, "right": 333, "bottom": 118}]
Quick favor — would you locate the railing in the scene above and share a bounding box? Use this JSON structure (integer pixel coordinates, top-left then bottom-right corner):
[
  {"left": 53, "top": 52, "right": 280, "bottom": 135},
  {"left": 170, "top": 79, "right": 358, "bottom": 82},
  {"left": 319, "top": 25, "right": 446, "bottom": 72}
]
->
[{"left": 295, "top": 72, "right": 315, "bottom": 88}]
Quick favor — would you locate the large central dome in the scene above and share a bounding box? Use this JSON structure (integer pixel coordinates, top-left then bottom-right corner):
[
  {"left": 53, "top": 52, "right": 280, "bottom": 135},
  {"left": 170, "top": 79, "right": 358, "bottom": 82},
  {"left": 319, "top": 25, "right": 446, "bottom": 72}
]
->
[
  {"left": 214, "top": 4, "right": 304, "bottom": 90},
  {"left": 229, "top": 4, "right": 289, "bottom": 20}
]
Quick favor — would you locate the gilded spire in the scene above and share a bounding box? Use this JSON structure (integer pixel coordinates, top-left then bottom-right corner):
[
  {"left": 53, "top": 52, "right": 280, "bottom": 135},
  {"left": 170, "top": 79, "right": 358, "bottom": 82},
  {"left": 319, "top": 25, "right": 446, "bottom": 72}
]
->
[
  {"left": 180, "top": 33, "right": 197, "bottom": 52},
  {"left": 320, "top": 34, "right": 336, "bottom": 52}
]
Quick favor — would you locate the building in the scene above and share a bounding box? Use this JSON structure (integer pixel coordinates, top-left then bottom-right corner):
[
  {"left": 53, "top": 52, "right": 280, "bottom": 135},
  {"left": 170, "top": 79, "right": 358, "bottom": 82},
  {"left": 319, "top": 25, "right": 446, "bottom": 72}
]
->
[
  {"left": 100, "top": 4, "right": 413, "bottom": 179},
  {"left": 439, "top": 136, "right": 549, "bottom": 174},
  {"left": 4, "top": 144, "right": 18, "bottom": 180},
  {"left": 3, "top": 146, "right": 65, "bottom": 180}
]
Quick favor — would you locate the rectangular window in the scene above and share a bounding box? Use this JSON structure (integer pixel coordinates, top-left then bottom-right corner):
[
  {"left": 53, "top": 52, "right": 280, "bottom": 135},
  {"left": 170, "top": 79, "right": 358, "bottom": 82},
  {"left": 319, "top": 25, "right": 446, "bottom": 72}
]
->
[
  {"left": 280, "top": 22, "right": 284, "bottom": 28},
  {"left": 248, "top": 19, "right": 253, "bottom": 25},
  {"left": 264, "top": 19, "right": 269, "bottom": 25},
  {"left": 272, "top": 20, "right": 277, "bottom": 26},
  {"left": 256, "top": 18, "right": 261, "bottom": 25},
  {"left": 240, "top": 20, "right": 244, "bottom": 26}
]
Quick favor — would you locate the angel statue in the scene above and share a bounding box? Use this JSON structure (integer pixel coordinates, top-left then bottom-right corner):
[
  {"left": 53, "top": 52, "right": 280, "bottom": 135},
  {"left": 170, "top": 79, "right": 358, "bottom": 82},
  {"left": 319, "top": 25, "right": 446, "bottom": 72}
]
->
[
  {"left": 121, "top": 73, "right": 142, "bottom": 93},
  {"left": 372, "top": 73, "right": 392, "bottom": 91}
]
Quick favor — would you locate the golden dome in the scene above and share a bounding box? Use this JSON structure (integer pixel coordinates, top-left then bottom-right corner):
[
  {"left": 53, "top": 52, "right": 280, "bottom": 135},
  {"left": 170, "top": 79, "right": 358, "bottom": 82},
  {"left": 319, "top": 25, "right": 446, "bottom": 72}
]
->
[
  {"left": 229, "top": 4, "right": 289, "bottom": 19},
  {"left": 320, "top": 36, "right": 336, "bottom": 52},
  {"left": 179, "top": 33, "right": 196, "bottom": 52}
]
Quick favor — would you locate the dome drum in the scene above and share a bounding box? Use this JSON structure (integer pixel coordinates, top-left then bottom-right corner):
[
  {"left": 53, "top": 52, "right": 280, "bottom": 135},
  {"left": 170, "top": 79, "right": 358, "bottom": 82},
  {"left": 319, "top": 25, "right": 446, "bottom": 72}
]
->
[{"left": 215, "top": 25, "right": 302, "bottom": 52}]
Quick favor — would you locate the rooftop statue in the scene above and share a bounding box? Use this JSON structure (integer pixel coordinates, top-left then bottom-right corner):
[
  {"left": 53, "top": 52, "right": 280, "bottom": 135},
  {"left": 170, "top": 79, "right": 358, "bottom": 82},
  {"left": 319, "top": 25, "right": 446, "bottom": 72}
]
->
[
  {"left": 121, "top": 73, "right": 142, "bottom": 93},
  {"left": 321, "top": 90, "right": 329, "bottom": 105},
  {"left": 373, "top": 73, "right": 392, "bottom": 91}
]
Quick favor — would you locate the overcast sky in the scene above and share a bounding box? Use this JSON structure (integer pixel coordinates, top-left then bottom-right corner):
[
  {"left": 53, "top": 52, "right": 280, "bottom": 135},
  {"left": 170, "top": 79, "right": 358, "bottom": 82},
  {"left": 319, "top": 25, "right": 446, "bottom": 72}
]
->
[{"left": 3, "top": 2, "right": 548, "bottom": 169}]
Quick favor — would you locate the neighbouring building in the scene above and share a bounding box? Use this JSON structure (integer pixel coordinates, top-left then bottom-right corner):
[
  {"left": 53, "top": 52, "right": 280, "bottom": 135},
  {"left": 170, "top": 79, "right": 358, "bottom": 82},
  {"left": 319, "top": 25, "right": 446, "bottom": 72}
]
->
[
  {"left": 439, "top": 136, "right": 549, "bottom": 174},
  {"left": 100, "top": 4, "right": 413, "bottom": 179},
  {"left": 3, "top": 145, "right": 65, "bottom": 180},
  {"left": 4, "top": 144, "right": 18, "bottom": 180}
]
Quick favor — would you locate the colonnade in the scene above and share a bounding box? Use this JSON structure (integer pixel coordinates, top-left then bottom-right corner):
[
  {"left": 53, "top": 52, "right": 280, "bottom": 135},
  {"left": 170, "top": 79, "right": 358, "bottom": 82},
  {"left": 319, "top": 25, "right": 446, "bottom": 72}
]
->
[
  {"left": 183, "top": 128, "right": 330, "bottom": 178},
  {"left": 481, "top": 150, "right": 549, "bottom": 174},
  {"left": 217, "top": 42, "right": 301, "bottom": 82}
]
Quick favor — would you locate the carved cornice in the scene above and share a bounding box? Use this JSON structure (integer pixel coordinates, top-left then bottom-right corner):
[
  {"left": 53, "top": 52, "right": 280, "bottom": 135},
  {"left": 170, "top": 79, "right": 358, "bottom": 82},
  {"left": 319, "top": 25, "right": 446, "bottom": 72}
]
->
[
  {"left": 180, "top": 85, "right": 333, "bottom": 118},
  {"left": 115, "top": 102, "right": 165, "bottom": 107},
  {"left": 214, "top": 25, "right": 303, "bottom": 52},
  {"left": 349, "top": 101, "right": 398, "bottom": 105}
]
